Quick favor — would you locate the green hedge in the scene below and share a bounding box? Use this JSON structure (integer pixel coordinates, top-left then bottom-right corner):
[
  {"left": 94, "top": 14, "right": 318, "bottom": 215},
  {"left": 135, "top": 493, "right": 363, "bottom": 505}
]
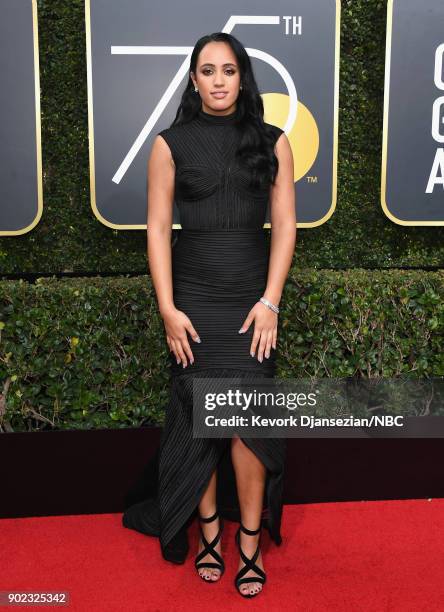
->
[
  {"left": 0, "top": 0, "right": 443, "bottom": 273},
  {"left": 1, "top": 270, "right": 442, "bottom": 432}
]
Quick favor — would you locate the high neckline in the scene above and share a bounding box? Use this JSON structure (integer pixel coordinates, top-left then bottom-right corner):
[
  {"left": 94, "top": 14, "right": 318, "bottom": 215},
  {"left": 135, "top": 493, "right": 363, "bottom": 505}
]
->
[{"left": 197, "top": 107, "right": 238, "bottom": 125}]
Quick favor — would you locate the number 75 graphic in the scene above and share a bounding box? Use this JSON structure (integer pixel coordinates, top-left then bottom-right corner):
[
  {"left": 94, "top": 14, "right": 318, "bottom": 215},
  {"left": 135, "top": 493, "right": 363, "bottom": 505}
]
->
[{"left": 106, "top": 16, "right": 298, "bottom": 184}]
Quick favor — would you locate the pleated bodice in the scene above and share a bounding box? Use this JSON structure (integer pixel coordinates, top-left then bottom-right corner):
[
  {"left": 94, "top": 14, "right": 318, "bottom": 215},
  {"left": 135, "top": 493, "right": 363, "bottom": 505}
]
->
[{"left": 158, "top": 108, "right": 283, "bottom": 230}]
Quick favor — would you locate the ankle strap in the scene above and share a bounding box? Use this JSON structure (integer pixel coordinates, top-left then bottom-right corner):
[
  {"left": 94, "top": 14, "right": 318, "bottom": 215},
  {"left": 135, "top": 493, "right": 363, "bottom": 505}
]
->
[
  {"left": 199, "top": 510, "right": 218, "bottom": 523},
  {"left": 240, "top": 521, "right": 261, "bottom": 535}
]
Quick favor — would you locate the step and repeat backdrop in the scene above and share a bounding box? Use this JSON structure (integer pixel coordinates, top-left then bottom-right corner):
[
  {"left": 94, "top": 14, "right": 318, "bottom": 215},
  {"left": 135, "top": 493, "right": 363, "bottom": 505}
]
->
[
  {"left": 84, "top": 0, "right": 339, "bottom": 229},
  {"left": 0, "top": 0, "right": 42, "bottom": 235},
  {"left": 0, "top": 0, "right": 443, "bottom": 236},
  {"left": 382, "top": 0, "right": 444, "bottom": 224}
]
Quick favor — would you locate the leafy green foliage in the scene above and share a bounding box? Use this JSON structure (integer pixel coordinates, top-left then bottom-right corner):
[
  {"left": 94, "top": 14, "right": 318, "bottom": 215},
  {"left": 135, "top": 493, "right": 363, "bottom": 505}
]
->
[
  {"left": 1, "top": 271, "right": 442, "bottom": 431},
  {"left": 0, "top": 277, "right": 170, "bottom": 431}
]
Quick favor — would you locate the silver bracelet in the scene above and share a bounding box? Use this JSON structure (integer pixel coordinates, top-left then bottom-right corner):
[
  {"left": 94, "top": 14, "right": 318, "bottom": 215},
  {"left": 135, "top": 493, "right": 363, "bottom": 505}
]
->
[{"left": 259, "top": 297, "right": 280, "bottom": 314}]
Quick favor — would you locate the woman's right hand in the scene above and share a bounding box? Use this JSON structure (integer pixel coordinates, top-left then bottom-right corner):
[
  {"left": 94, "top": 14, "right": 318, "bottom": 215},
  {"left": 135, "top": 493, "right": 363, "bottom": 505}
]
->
[{"left": 161, "top": 305, "right": 201, "bottom": 368}]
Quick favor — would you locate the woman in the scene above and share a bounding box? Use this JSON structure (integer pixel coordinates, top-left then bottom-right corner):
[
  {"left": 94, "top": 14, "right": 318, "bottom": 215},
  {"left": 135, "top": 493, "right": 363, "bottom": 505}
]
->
[{"left": 122, "top": 31, "right": 296, "bottom": 598}]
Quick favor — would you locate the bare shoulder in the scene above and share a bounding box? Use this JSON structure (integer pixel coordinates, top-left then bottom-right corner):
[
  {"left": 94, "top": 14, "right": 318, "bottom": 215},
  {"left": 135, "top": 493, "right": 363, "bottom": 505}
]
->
[
  {"left": 271, "top": 129, "right": 293, "bottom": 185},
  {"left": 153, "top": 123, "right": 187, "bottom": 169},
  {"left": 275, "top": 129, "right": 291, "bottom": 152},
  {"left": 264, "top": 122, "right": 283, "bottom": 143},
  {"left": 150, "top": 132, "right": 175, "bottom": 170},
  {"left": 265, "top": 124, "right": 292, "bottom": 167}
]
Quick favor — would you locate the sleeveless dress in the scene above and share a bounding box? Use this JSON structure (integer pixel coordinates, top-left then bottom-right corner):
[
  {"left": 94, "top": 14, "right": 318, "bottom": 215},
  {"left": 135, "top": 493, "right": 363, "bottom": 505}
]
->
[{"left": 122, "top": 107, "right": 286, "bottom": 564}]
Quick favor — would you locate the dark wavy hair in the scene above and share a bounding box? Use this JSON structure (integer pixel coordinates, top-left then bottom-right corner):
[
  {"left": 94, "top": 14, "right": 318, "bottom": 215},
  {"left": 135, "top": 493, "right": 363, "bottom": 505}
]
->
[{"left": 169, "top": 32, "right": 279, "bottom": 191}]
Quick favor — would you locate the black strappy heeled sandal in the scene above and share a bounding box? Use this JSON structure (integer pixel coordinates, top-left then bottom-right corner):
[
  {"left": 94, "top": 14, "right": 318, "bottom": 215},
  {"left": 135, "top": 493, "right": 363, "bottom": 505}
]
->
[
  {"left": 194, "top": 510, "right": 225, "bottom": 582},
  {"left": 234, "top": 521, "right": 266, "bottom": 597}
]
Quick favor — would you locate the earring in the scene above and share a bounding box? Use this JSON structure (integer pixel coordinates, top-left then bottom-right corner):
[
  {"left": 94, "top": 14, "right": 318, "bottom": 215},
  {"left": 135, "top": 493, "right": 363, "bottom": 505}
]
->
[
  {"left": 194, "top": 86, "right": 198, "bottom": 92},
  {"left": 240, "top": 84, "right": 243, "bottom": 90}
]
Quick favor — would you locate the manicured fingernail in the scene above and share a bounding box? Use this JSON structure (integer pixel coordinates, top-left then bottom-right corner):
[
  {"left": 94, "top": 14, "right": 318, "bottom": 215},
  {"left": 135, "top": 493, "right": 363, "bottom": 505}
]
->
[
  {"left": 238, "top": 329, "right": 244, "bottom": 334},
  {"left": 195, "top": 337, "right": 201, "bottom": 343},
  {"left": 250, "top": 352, "right": 254, "bottom": 357}
]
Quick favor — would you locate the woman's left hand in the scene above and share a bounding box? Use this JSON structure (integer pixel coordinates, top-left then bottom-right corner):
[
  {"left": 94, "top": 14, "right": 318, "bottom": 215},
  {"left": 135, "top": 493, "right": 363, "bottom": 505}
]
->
[{"left": 239, "top": 301, "right": 278, "bottom": 362}]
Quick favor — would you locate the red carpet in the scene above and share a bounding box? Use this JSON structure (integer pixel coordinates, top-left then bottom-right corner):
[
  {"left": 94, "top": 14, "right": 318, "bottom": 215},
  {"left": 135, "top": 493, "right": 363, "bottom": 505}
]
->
[{"left": 1, "top": 499, "right": 443, "bottom": 611}]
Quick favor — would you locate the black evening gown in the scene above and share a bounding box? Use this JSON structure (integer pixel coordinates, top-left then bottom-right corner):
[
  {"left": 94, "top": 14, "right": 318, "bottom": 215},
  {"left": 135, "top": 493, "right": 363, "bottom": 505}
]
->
[{"left": 122, "top": 107, "right": 286, "bottom": 564}]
